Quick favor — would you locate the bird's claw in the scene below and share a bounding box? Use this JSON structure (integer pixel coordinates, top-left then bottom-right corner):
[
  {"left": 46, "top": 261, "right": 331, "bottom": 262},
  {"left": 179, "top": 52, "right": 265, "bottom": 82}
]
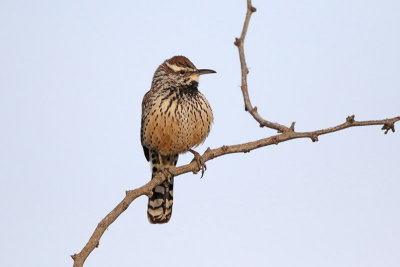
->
[
  {"left": 160, "top": 168, "right": 173, "bottom": 184},
  {"left": 189, "top": 149, "right": 207, "bottom": 178}
]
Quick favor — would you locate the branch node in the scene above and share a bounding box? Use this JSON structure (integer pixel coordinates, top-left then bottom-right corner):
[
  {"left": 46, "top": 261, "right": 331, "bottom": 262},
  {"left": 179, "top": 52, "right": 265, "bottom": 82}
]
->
[
  {"left": 272, "top": 136, "right": 279, "bottom": 145},
  {"left": 346, "top": 115, "right": 355, "bottom": 123},
  {"left": 234, "top": 37, "right": 241, "bottom": 47},
  {"left": 243, "top": 149, "right": 250, "bottom": 153},
  {"left": 311, "top": 134, "right": 319, "bottom": 142},
  {"left": 71, "top": 254, "right": 77, "bottom": 260},
  {"left": 221, "top": 145, "right": 228, "bottom": 152},
  {"left": 382, "top": 122, "right": 395, "bottom": 134},
  {"left": 204, "top": 147, "right": 216, "bottom": 160},
  {"left": 252, "top": 106, "right": 258, "bottom": 113},
  {"left": 250, "top": 6, "right": 257, "bottom": 12}
]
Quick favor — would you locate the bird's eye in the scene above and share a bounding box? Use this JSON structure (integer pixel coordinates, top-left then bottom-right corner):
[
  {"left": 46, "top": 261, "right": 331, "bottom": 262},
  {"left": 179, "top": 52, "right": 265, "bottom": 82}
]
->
[{"left": 179, "top": 70, "right": 185, "bottom": 75}]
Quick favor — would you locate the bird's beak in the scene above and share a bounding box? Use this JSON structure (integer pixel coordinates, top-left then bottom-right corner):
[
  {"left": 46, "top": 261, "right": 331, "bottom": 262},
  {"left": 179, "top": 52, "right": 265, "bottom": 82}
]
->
[{"left": 197, "top": 69, "right": 216, "bottom": 75}]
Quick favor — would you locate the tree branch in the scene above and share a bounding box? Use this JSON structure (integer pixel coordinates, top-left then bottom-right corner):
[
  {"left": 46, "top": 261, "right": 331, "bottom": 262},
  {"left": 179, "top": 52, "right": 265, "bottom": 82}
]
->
[
  {"left": 71, "top": 114, "right": 399, "bottom": 266},
  {"left": 234, "top": 0, "right": 293, "bottom": 133},
  {"left": 71, "top": 0, "right": 399, "bottom": 265}
]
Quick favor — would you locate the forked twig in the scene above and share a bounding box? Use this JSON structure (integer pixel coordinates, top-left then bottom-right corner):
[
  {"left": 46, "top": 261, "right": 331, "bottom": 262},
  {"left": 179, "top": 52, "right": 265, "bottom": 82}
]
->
[{"left": 234, "top": 0, "right": 293, "bottom": 133}]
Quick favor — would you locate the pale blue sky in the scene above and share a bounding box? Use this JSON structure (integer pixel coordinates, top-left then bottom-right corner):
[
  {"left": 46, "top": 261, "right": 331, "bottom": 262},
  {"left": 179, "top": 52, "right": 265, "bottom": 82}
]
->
[{"left": 1, "top": 1, "right": 399, "bottom": 266}]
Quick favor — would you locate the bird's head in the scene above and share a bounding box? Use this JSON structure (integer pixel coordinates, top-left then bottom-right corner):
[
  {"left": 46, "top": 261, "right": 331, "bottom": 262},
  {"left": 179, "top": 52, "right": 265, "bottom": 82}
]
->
[{"left": 153, "top": 56, "right": 216, "bottom": 88}]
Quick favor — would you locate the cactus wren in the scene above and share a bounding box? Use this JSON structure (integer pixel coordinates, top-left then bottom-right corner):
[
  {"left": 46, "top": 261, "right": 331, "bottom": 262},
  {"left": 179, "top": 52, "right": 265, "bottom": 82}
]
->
[{"left": 141, "top": 55, "right": 215, "bottom": 224}]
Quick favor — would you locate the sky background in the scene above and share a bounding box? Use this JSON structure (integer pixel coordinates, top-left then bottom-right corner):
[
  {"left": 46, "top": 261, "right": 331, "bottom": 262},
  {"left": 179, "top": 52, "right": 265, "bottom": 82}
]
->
[{"left": 1, "top": 0, "right": 399, "bottom": 266}]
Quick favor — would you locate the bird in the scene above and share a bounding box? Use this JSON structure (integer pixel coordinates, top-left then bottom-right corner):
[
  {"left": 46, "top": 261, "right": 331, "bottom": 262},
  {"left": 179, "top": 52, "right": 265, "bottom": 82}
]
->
[{"left": 141, "top": 55, "right": 216, "bottom": 224}]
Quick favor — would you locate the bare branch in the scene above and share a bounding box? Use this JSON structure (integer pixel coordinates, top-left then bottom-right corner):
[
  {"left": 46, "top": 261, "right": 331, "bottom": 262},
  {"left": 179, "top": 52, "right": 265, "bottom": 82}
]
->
[
  {"left": 234, "top": 0, "right": 293, "bottom": 133},
  {"left": 72, "top": 0, "right": 399, "bottom": 265},
  {"left": 71, "top": 115, "right": 399, "bottom": 266}
]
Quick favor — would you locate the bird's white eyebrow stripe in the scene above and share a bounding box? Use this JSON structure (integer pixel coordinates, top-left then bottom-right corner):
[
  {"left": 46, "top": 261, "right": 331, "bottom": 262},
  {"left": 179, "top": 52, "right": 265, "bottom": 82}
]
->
[{"left": 165, "top": 62, "right": 194, "bottom": 72}]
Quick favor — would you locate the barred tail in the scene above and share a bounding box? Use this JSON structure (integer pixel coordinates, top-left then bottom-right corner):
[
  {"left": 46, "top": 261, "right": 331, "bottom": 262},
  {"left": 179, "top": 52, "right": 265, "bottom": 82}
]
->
[{"left": 147, "top": 151, "right": 178, "bottom": 224}]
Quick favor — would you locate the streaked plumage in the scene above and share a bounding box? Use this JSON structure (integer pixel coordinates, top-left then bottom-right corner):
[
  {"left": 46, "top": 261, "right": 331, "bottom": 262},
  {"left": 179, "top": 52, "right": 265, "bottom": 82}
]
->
[{"left": 141, "top": 56, "right": 215, "bottom": 223}]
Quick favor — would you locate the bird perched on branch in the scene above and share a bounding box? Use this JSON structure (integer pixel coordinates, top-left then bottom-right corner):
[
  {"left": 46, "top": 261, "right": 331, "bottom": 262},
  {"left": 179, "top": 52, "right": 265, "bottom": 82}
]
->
[{"left": 141, "top": 55, "right": 216, "bottom": 223}]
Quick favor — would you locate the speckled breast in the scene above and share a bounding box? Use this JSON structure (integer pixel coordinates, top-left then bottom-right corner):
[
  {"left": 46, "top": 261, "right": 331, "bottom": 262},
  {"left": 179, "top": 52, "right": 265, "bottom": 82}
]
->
[{"left": 142, "top": 91, "right": 213, "bottom": 155}]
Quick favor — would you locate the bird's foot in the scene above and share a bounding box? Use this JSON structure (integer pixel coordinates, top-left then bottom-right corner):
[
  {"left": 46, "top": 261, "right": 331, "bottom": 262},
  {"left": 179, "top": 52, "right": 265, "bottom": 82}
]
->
[
  {"left": 160, "top": 167, "right": 173, "bottom": 184},
  {"left": 189, "top": 149, "right": 207, "bottom": 178}
]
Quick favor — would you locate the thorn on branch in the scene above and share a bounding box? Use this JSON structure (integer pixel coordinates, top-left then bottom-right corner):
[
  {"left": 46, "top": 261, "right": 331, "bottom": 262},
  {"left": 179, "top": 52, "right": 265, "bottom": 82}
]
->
[
  {"left": 311, "top": 134, "right": 319, "bottom": 142},
  {"left": 346, "top": 115, "right": 355, "bottom": 123},
  {"left": 382, "top": 122, "right": 395, "bottom": 134},
  {"left": 71, "top": 254, "right": 77, "bottom": 260}
]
